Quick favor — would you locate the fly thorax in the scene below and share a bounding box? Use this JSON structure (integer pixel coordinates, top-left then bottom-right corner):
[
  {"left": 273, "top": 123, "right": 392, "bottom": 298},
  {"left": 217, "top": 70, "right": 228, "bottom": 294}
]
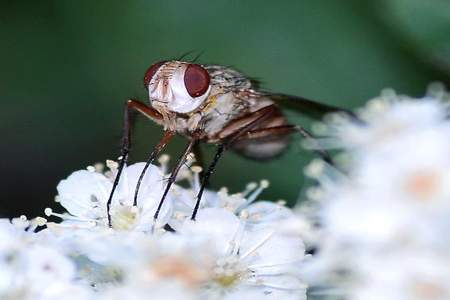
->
[{"left": 202, "top": 93, "right": 243, "bottom": 135}]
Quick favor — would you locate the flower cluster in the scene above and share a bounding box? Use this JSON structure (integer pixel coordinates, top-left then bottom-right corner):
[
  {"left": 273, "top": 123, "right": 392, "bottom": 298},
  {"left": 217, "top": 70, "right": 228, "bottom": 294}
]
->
[
  {"left": 1, "top": 155, "right": 308, "bottom": 300},
  {"left": 303, "top": 84, "right": 450, "bottom": 300},
  {"left": 4, "top": 84, "right": 450, "bottom": 300}
]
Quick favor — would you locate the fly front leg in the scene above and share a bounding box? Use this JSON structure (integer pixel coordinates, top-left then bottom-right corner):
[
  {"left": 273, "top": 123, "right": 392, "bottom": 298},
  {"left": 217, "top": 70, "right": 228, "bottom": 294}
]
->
[
  {"left": 106, "top": 99, "right": 163, "bottom": 227},
  {"left": 133, "top": 130, "right": 175, "bottom": 206},
  {"left": 153, "top": 138, "right": 198, "bottom": 222}
]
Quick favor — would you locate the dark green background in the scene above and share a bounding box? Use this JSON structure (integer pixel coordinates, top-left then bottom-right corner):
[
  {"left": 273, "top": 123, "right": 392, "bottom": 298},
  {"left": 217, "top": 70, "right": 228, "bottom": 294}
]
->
[{"left": 1, "top": 0, "right": 449, "bottom": 218}]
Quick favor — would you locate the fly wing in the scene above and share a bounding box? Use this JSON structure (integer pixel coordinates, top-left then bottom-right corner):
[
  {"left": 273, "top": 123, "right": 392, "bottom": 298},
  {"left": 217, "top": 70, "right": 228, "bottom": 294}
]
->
[{"left": 265, "top": 92, "right": 355, "bottom": 119}]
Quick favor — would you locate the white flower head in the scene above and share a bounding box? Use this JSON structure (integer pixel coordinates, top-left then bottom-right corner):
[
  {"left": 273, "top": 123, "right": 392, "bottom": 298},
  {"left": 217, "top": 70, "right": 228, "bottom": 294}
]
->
[
  {"left": 179, "top": 208, "right": 308, "bottom": 299},
  {"left": 49, "top": 162, "right": 172, "bottom": 231},
  {"left": 315, "top": 86, "right": 450, "bottom": 156},
  {"left": 10, "top": 142, "right": 311, "bottom": 300},
  {"left": 351, "top": 251, "right": 450, "bottom": 300},
  {"left": 303, "top": 85, "right": 450, "bottom": 299},
  {"left": 98, "top": 281, "right": 196, "bottom": 300},
  {"left": 0, "top": 219, "right": 93, "bottom": 300},
  {"left": 169, "top": 174, "right": 296, "bottom": 232}
]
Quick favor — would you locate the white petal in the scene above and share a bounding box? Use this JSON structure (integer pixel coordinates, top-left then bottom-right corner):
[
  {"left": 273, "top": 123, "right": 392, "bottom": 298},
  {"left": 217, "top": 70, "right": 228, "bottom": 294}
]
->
[
  {"left": 180, "top": 208, "right": 241, "bottom": 255},
  {"left": 57, "top": 170, "right": 111, "bottom": 219},
  {"left": 223, "top": 285, "right": 306, "bottom": 300},
  {"left": 242, "top": 229, "right": 305, "bottom": 273},
  {"left": 245, "top": 201, "right": 295, "bottom": 228},
  {"left": 114, "top": 163, "right": 164, "bottom": 207}
]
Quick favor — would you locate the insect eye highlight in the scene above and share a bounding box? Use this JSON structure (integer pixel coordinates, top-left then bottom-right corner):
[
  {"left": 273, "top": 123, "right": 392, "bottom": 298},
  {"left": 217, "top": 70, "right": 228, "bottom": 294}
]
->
[
  {"left": 143, "top": 61, "right": 166, "bottom": 89},
  {"left": 184, "top": 64, "right": 210, "bottom": 98}
]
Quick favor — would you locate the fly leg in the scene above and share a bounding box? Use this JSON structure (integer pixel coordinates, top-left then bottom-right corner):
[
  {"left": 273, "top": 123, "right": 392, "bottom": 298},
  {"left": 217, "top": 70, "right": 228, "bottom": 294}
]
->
[
  {"left": 190, "top": 144, "right": 225, "bottom": 220},
  {"left": 153, "top": 138, "right": 198, "bottom": 222},
  {"left": 294, "top": 125, "right": 334, "bottom": 165},
  {"left": 133, "top": 131, "right": 175, "bottom": 206},
  {"left": 106, "top": 99, "right": 163, "bottom": 227},
  {"left": 191, "top": 105, "right": 279, "bottom": 220}
]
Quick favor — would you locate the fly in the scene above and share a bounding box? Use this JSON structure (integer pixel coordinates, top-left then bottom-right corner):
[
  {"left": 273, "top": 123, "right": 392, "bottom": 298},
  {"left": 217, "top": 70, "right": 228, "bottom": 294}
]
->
[{"left": 106, "top": 60, "right": 354, "bottom": 226}]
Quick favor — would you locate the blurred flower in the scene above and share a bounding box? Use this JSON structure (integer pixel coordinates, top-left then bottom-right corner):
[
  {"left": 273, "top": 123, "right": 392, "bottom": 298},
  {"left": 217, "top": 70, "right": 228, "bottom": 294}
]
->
[
  {"left": 351, "top": 250, "right": 450, "bottom": 300},
  {"left": 98, "top": 281, "right": 196, "bottom": 300},
  {"left": 314, "top": 83, "right": 450, "bottom": 155},
  {"left": 0, "top": 219, "right": 93, "bottom": 300},
  {"left": 303, "top": 84, "right": 450, "bottom": 300}
]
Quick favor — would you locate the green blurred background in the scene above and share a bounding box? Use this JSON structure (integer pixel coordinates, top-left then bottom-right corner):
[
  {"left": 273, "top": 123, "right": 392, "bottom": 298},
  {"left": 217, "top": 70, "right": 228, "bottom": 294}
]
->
[{"left": 1, "top": 0, "right": 449, "bottom": 218}]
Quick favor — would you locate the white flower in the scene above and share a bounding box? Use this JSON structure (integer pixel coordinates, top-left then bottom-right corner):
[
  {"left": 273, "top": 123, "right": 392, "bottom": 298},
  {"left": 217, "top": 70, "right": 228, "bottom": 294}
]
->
[
  {"left": 302, "top": 85, "right": 450, "bottom": 299},
  {"left": 169, "top": 175, "right": 297, "bottom": 232},
  {"left": 42, "top": 208, "right": 308, "bottom": 300},
  {"left": 351, "top": 251, "right": 450, "bottom": 300},
  {"left": 98, "top": 281, "right": 196, "bottom": 300},
  {"left": 180, "top": 208, "right": 307, "bottom": 299},
  {"left": 354, "top": 127, "right": 450, "bottom": 208},
  {"left": 315, "top": 116, "right": 450, "bottom": 247},
  {"left": 9, "top": 150, "right": 309, "bottom": 299},
  {"left": 315, "top": 85, "right": 449, "bottom": 155},
  {"left": 0, "top": 219, "right": 93, "bottom": 300},
  {"left": 48, "top": 162, "right": 173, "bottom": 231}
]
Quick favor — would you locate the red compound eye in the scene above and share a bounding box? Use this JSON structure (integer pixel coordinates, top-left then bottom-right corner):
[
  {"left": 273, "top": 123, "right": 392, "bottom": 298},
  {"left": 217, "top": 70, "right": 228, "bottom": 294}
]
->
[
  {"left": 143, "top": 61, "right": 166, "bottom": 89},
  {"left": 184, "top": 64, "right": 210, "bottom": 97}
]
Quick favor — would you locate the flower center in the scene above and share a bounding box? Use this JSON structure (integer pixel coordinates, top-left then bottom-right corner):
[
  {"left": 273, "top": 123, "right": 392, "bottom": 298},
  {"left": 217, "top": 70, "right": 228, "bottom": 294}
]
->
[
  {"left": 151, "top": 256, "right": 207, "bottom": 287},
  {"left": 110, "top": 205, "right": 139, "bottom": 230},
  {"left": 410, "top": 280, "right": 446, "bottom": 298},
  {"left": 373, "top": 121, "right": 405, "bottom": 145},
  {"left": 213, "top": 256, "right": 247, "bottom": 287},
  {"left": 404, "top": 170, "right": 439, "bottom": 201}
]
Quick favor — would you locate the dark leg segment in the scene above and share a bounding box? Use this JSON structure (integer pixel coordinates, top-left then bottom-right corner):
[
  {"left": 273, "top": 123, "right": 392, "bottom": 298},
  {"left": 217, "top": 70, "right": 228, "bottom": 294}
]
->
[
  {"left": 133, "top": 131, "right": 175, "bottom": 206},
  {"left": 106, "top": 99, "right": 163, "bottom": 227},
  {"left": 294, "top": 125, "right": 334, "bottom": 165},
  {"left": 153, "top": 138, "right": 198, "bottom": 221},
  {"left": 190, "top": 144, "right": 225, "bottom": 220},
  {"left": 190, "top": 105, "right": 279, "bottom": 220}
]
